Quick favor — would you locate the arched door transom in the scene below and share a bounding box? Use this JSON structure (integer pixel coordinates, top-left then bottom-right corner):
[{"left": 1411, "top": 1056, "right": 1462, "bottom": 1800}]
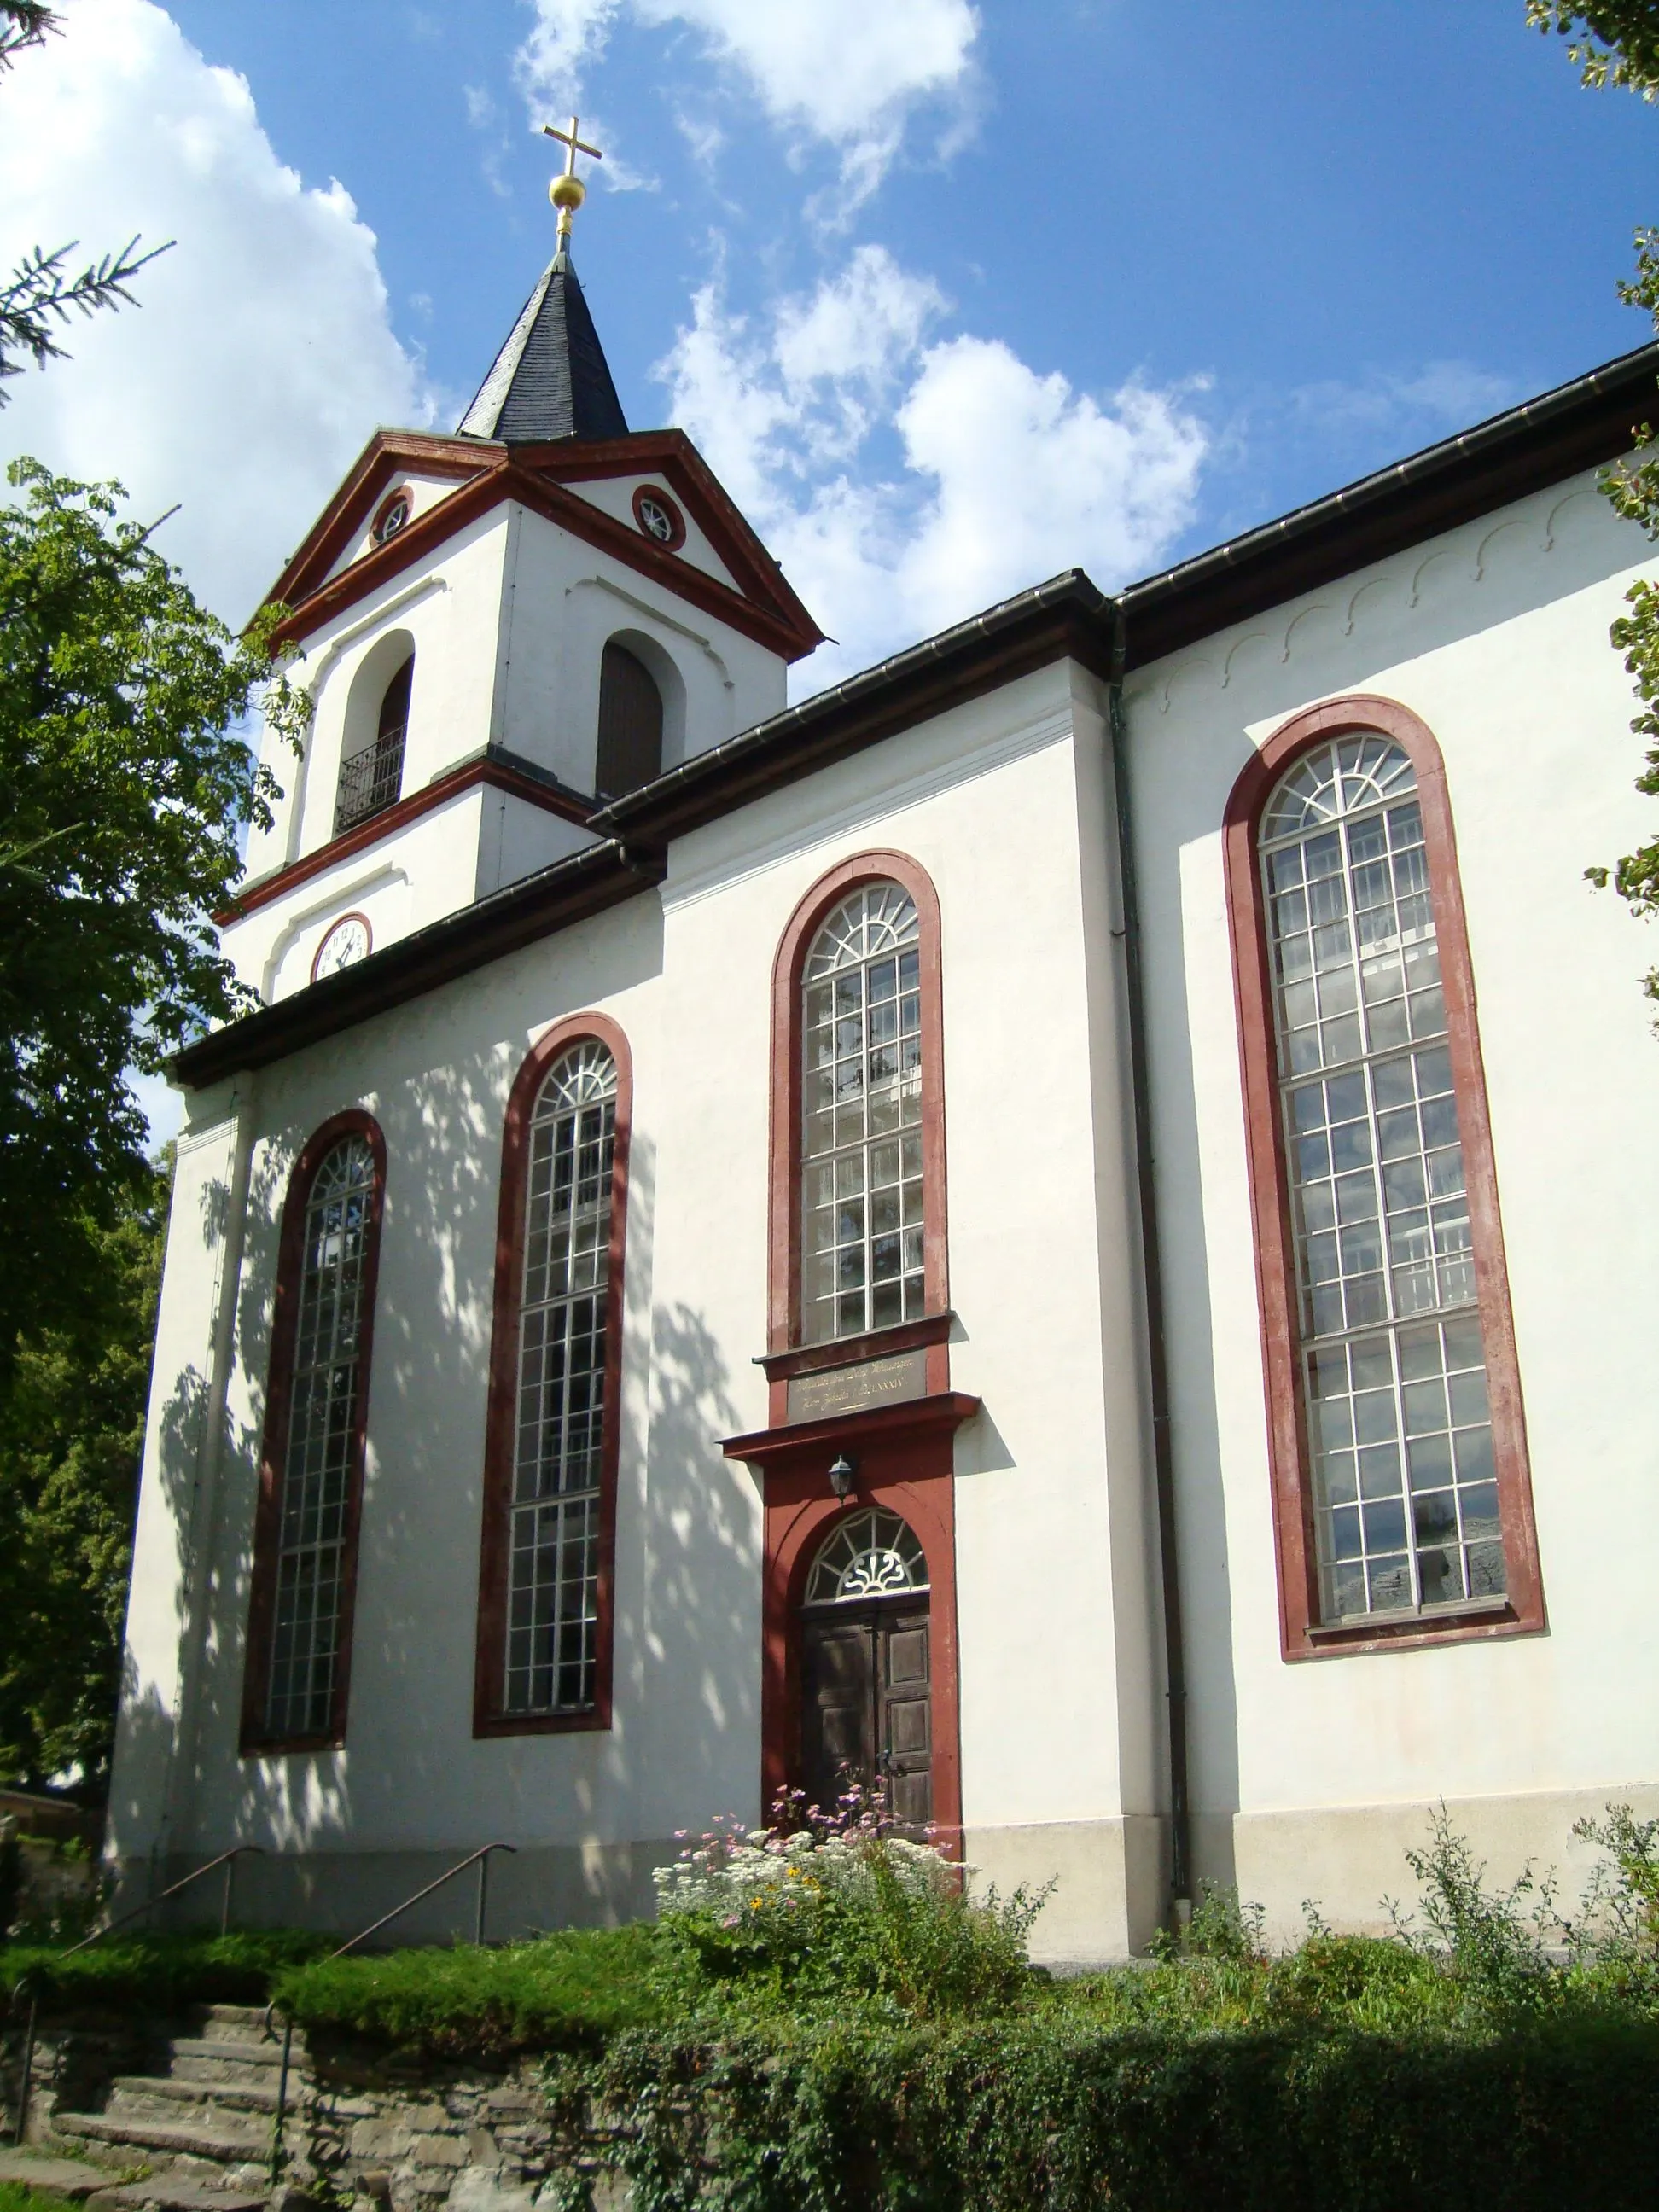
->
[{"left": 799, "top": 1507, "right": 932, "bottom": 1826}]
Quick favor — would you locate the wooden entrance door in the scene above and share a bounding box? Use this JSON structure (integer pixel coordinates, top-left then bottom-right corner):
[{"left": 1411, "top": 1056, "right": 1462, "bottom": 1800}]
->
[{"left": 800, "top": 1600, "right": 932, "bottom": 1828}]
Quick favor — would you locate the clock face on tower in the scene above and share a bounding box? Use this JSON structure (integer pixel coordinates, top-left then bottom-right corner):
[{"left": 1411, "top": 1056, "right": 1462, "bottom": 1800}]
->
[{"left": 312, "top": 913, "right": 371, "bottom": 981}]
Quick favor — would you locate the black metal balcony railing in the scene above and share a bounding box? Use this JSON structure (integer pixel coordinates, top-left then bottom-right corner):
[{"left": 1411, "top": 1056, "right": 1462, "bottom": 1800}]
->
[{"left": 334, "top": 729, "right": 405, "bottom": 835}]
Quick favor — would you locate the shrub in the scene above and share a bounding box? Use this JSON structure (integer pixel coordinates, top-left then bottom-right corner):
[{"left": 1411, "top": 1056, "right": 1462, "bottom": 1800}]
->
[
  {"left": 271, "top": 1923, "right": 664, "bottom": 2059},
  {"left": 549, "top": 2010, "right": 1659, "bottom": 2212},
  {"left": 650, "top": 1788, "right": 1048, "bottom": 2022},
  {"left": 1, "top": 1929, "right": 327, "bottom": 2016}
]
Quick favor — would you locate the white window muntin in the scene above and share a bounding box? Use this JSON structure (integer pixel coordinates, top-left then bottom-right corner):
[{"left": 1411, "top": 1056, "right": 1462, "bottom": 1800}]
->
[
  {"left": 506, "top": 1039, "right": 616, "bottom": 1714},
  {"left": 1260, "top": 736, "right": 1505, "bottom": 1623},
  {"left": 267, "top": 1133, "right": 375, "bottom": 1739},
  {"left": 801, "top": 883, "right": 925, "bottom": 1344}
]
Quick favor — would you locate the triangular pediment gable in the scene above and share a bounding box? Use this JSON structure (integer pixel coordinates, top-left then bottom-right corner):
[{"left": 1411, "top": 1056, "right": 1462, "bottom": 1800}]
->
[{"left": 265, "top": 428, "right": 824, "bottom": 664}]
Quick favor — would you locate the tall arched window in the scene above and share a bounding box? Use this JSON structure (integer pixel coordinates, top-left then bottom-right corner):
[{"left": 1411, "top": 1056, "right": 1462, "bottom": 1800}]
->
[
  {"left": 242, "top": 1112, "right": 386, "bottom": 1752},
  {"left": 335, "top": 653, "right": 411, "bottom": 833},
  {"left": 802, "top": 885, "right": 925, "bottom": 1342},
  {"left": 475, "top": 1015, "right": 632, "bottom": 1733},
  {"left": 1225, "top": 697, "right": 1542, "bottom": 1656},
  {"left": 768, "top": 853, "right": 948, "bottom": 1363},
  {"left": 595, "top": 641, "right": 663, "bottom": 798}
]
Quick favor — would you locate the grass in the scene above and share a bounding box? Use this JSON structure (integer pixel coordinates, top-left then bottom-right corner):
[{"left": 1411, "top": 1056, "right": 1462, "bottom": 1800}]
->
[{"left": 0, "top": 2186, "right": 83, "bottom": 2212}]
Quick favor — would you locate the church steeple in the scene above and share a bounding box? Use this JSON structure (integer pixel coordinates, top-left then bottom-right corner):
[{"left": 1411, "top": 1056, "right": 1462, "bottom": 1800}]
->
[
  {"left": 457, "top": 115, "right": 627, "bottom": 446},
  {"left": 457, "top": 250, "right": 628, "bottom": 444}
]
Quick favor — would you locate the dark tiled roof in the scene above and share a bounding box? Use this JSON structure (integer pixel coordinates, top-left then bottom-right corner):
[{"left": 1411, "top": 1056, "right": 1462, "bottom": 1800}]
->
[{"left": 457, "top": 252, "right": 627, "bottom": 445}]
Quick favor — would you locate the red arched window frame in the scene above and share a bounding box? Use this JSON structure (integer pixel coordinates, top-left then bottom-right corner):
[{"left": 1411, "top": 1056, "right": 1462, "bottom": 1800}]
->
[
  {"left": 1224, "top": 695, "right": 1545, "bottom": 1660},
  {"left": 767, "top": 850, "right": 949, "bottom": 1389},
  {"left": 474, "top": 1010, "right": 632, "bottom": 1735},
  {"left": 241, "top": 1109, "right": 387, "bottom": 1755}
]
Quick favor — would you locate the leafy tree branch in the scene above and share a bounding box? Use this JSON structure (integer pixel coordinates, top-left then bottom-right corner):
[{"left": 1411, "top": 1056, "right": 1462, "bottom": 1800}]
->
[
  {"left": 0, "top": 457, "right": 309, "bottom": 1377},
  {"left": 1526, "top": 1, "right": 1659, "bottom": 96}
]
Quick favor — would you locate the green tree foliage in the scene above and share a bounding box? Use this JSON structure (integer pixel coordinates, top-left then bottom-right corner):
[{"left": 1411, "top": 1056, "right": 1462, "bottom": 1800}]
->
[
  {"left": 1528, "top": 3, "right": 1659, "bottom": 1002},
  {"left": 0, "top": 5, "right": 172, "bottom": 404},
  {"left": 0, "top": 460, "right": 306, "bottom": 1374},
  {"left": 1527, "top": 0, "right": 1659, "bottom": 96},
  {"left": 0, "top": 1157, "right": 166, "bottom": 1790}
]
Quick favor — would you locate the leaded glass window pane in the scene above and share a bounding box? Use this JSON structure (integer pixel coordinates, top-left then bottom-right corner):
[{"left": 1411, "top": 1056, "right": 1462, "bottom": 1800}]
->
[
  {"left": 504, "top": 1039, "right": 616, "bottom": 1714},
  {"left": 1260, "top": 736, "right": 1505, "bottom": 1623},
  {"left": 801, "top": 885, "right": 925, "bottom": 1343},
  {"left": 266, "top": 1133, "right": 376, "bottom": 1739},
  {"left": 805, "top": 1509, "right": 930, "bottom": 1604}
]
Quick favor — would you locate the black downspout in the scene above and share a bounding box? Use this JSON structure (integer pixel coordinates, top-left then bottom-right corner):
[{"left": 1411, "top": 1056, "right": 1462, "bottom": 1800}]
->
[{"left": 1106, "top": 603, "right": 1192, "bottom": 1915}]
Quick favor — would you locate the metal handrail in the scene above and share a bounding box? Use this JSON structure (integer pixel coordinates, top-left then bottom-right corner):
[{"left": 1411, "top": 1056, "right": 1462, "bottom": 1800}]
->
[
  {"left": 9, "top": 1844, "right": 263, "bottom": 2145},
  {"left": 326, "top": 1841, "right": 517, "bottom": 1960},
  {"left": 63, "top": 1843, "right": 265, "bottom": 1955}
]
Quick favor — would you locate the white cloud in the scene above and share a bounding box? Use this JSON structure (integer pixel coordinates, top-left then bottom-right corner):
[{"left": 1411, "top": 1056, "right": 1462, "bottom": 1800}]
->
[
  {"left": 516, "top": 0, "right": 979, "bottom": 205},
  {"left": 0, "top": 0, "right": 436, "bottom": 623},
  {"left": 656, "top": 249, "right": 1208, "bottom": 690},
  {"left": 1291, "top": 361, "right": 1517, "bottom": 440}
]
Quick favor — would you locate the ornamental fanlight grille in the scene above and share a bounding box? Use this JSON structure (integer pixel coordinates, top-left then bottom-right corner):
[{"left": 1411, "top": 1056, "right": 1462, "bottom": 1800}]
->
[{"left": 805, "top": 1509, "right": 929, "bottom": 1605}]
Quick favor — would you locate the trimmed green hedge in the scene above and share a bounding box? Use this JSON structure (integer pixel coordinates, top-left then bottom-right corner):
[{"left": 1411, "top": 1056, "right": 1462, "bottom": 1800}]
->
[
  {"left": 0, "top": 1930, "right": 327, "bottom": 2014},
  {"left": 552, "top": 2011, "right": 1659, "bottom": 2212},
  {"left": 271, "top": 1923, "right": 665, "bottom": 2057}
]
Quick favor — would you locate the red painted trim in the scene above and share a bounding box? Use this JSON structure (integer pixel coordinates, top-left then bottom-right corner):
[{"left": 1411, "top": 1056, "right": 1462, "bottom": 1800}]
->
[
  {"left": 473, "top": 1011, "right": 632, "bottom": 1737},
  {"left": 268, "top": 436, "right": 823, "bottom": 661},
  {"left": 632, "top": 484, "right": 686, "bottom": 552},
  {"left": 266, "top": 432, "right": 493, "bottom": 609},
  {"left": 1222, "top": 694, "right": 1545, "bottom": 1661},
  {"left": 309, "top": 911, "right": 372, "bottom": 982},
  {"left": 240, "top": 1109, "right": 387, "bottom": 1755},
  {"left": 723, "top": 1394, "right": 978, "bottom": 1849},
  {"left": 490, "top": 431, "right": 823, "bottom": 643},
  {"left": 220, "top": 755, "right": 593, "bottom": 925},
  {"left": 766, "top": 852, "right": 951, "bottom": 1424},
  {"left": 757, "top": 1310, "right": 954, "bottom": 1385}
]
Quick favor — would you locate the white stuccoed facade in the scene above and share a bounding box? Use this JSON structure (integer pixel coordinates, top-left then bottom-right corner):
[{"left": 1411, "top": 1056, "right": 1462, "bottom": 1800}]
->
[{"left": 108, "top": 262, "right": 1659, "bottom": 1959}]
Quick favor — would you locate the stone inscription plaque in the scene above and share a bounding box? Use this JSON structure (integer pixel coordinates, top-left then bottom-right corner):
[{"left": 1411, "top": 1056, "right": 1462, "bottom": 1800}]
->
[{"left": 787, "top": 1348, "right": 927, "bottom": 1424}]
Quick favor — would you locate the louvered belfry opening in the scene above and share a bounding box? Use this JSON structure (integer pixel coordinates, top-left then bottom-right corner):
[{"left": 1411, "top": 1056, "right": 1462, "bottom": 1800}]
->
[
  {"left": 595, "top": 642, "right": 664, "bottom": 798},
  {"left": 335, "top": 655, "right": 412, "bottom": 834}
]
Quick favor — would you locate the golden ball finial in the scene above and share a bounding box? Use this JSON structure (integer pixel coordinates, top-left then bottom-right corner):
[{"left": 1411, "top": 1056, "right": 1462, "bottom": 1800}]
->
[{"left": 550, "top": 172, "right": 586, "bottom": 213}]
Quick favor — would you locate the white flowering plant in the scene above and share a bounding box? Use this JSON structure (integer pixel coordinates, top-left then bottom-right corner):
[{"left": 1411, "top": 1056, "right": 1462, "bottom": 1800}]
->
[{"left": 651, "top": 1785, "right": 1049, "bottom": 2018}]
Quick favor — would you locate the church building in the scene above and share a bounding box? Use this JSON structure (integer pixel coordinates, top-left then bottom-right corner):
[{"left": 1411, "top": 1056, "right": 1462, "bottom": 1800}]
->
[{"left": 108, "top": 155, "right": 1659, "bottom": 1960}]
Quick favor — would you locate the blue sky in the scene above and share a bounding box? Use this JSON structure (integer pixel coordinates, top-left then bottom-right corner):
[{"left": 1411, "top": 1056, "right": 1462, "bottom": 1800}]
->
[
  {"left": 3, "top": 0, "right": 1655, "bottom": 692},
  {"left": 0, "top": 0, "right": 1651, "bottom": 1150}
]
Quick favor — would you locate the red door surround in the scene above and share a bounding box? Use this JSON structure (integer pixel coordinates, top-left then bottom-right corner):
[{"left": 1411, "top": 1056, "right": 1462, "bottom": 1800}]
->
[{"left": 723, "top": 1390, "right": 979, "bottom": 1850}]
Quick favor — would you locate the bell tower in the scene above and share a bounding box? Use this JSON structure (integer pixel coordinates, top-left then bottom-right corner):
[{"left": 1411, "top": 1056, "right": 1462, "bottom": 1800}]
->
[{"left": 223, "top": 126, "right": 823, "bottom": 1006}]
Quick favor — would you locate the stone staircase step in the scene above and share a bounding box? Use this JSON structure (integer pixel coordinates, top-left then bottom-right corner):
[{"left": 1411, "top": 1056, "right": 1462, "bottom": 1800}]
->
[
  {"left": 195, "top": 2006, "right": 270, "bottom": 2031},
  {"left": 86, "top": 2187, "right": 267, "bottom": 2212},
  {"left": 0, "top": 2150, "right": 115, "bottom": 2201},
  {"left": 165, "top": 2040, "right": 287, "bottom": 2074},
  {"left": 109, "top": 2076, "right": 285, "bottom": 2118},
  {"left": 54, "top": 2114, "right": 270, "bottom": 2166}
]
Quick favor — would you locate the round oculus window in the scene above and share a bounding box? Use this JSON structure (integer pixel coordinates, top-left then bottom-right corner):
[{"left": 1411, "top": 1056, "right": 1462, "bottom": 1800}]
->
[
  {"left": 373, "top": 490, "right": 410, "bottom": 545},
  {"left": 632, "top": 486, "right": 684, "bottom": 550},
  {"left": 313, "top": 913, "right": 371, "bottom": 980}
]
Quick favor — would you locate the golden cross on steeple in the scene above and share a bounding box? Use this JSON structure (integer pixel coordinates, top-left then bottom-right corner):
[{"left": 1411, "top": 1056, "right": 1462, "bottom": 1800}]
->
[{"left": 542, "top": 115, "right": 603, "bottom": 256}]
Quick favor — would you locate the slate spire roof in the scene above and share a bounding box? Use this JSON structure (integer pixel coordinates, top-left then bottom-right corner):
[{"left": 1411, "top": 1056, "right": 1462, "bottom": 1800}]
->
[{"left": 457, "top": 248, "right": 628, "bottom": 445}]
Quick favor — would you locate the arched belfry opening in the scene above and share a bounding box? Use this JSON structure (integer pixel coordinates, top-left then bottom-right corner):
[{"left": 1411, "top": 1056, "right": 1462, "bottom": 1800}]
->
[
  {"left": 799, "top": 1507, "right": 933, "bottom": 1826},
  {"left": 595, "top": 640, "right": 664, "bottom": 799},
  {"left": 335, "top": 650, "right": 412, "bottom": 834}
]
